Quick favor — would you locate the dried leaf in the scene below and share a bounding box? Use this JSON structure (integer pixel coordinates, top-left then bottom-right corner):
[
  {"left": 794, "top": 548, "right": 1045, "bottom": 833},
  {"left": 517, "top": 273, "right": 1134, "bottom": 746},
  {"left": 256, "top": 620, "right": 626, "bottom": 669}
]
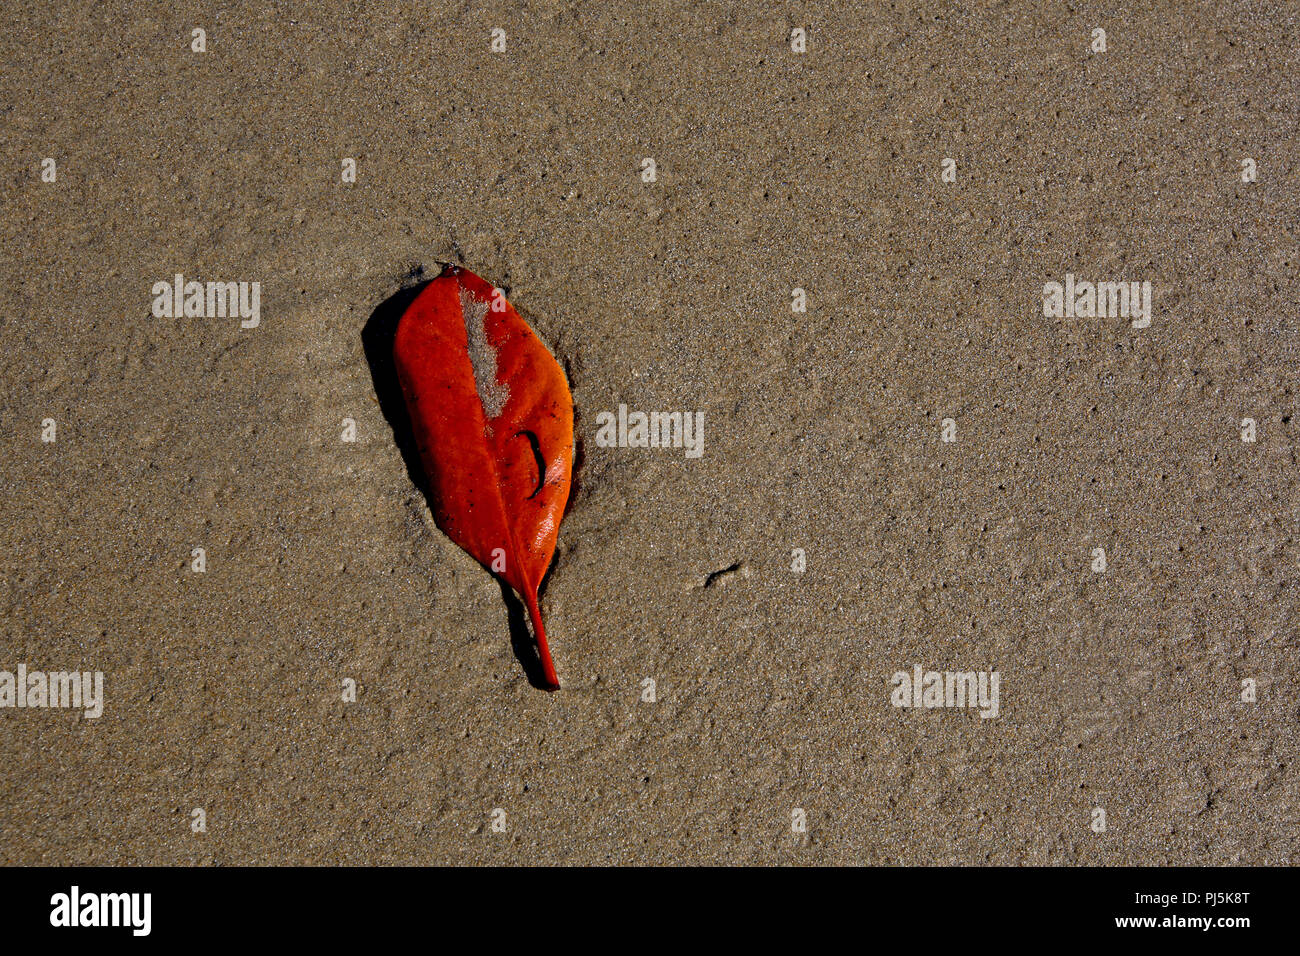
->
[{"left": 394, "top": 265, "right": 573, "bottom": 689}]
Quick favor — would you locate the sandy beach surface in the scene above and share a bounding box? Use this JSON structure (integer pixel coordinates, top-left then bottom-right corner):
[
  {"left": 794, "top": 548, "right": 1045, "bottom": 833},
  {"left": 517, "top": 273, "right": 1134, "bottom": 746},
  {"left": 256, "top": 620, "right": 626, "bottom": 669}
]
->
[{"left": 1, "top": 1, "right": 1297, "bottom": 864}]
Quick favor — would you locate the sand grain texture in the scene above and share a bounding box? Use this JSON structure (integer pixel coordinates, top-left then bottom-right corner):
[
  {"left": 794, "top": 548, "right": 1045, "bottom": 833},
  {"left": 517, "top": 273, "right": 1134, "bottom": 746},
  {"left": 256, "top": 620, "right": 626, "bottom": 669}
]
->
[{"left": 1, "top": 1, "right": 1297, "bottom": 864}]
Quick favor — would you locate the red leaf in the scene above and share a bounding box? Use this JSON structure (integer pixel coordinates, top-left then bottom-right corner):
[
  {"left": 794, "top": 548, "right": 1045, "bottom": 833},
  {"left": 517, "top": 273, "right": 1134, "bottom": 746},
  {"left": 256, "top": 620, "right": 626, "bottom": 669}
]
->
[{"left": 393, "top": 265, "right": 574, "bottom": 689}]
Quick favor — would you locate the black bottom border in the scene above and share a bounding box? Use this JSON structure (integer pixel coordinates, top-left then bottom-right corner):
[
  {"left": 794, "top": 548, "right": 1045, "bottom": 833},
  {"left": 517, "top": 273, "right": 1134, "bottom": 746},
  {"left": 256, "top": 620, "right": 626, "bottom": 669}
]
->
[{"left": 0, "top": 865, "right": 1276, "bottom": 942}]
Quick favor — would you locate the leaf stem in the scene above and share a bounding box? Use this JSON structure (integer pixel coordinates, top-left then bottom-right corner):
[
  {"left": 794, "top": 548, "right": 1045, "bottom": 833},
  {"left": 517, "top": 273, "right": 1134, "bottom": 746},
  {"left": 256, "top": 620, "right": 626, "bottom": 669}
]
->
[{"left": 525, "top": 591, "right": 560, "bottom": 691}]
